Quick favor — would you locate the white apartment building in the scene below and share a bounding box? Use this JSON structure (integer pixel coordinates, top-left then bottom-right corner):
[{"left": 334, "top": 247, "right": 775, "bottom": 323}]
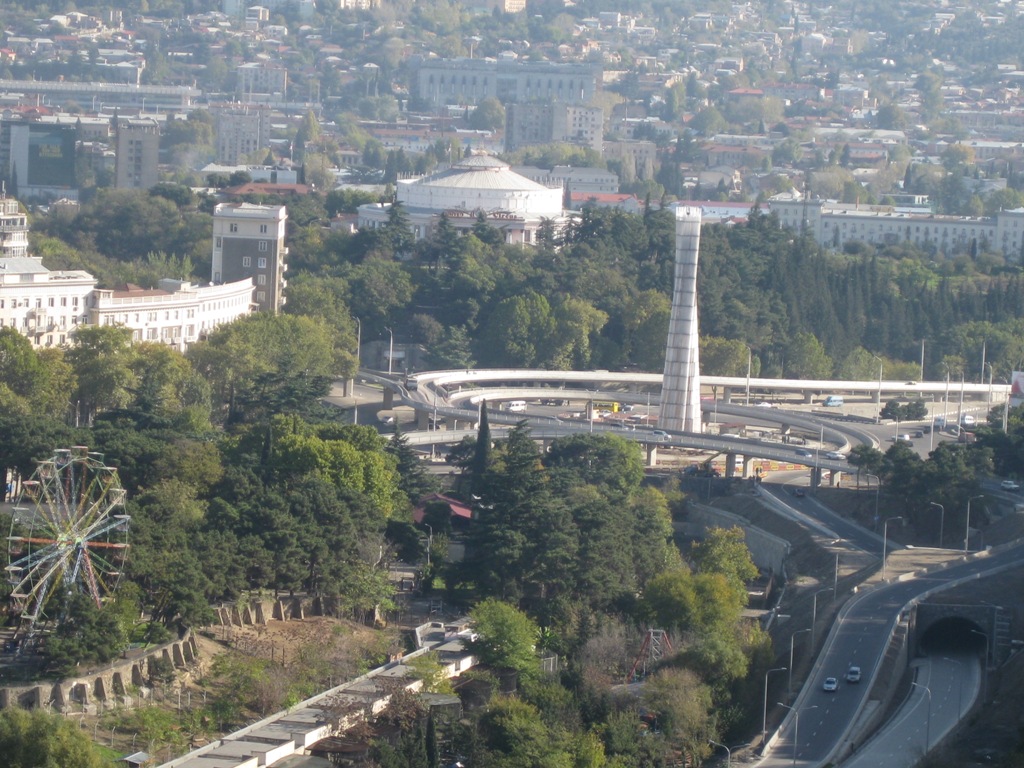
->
[
  {"left": 212, "top": 203, "right": 288, "bottom": 313},
  {"left": 0, "top": 256, "right": 95, "bottom": 347},
  {"left": 768, "top": 197, "right": 1024, "bottom": 257},
  {"left": 90, "top": 278, "right": 255, "bottom": 352},
  {"left": 0, "top": 194, "right": 29, "bottom": 257}
]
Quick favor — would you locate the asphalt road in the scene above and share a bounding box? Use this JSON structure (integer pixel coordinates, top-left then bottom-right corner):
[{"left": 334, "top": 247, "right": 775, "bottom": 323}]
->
[
  {"left": 759, "top": 543, "right": 1024, "bottom": 768},
  {"left": 841, "top": 655, "right": 981, "bottom": 768}
]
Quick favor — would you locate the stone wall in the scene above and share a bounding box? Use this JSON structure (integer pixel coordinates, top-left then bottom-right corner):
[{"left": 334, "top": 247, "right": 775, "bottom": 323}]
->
[{"left": 0, "top": 632, "right": 198, "bottom": 714}]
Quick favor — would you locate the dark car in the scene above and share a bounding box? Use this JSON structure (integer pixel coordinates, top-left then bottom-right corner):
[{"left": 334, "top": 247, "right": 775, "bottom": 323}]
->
[
  {"left": 795, "top": 448, "right": 813, "bottom": 458},
  {"left": 793, "top": 487, "right": 806, "bottom": 498}
]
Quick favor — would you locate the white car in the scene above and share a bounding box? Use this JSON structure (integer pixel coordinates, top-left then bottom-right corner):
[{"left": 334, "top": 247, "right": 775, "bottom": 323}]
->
[
  {"left": 822, "top": 677, "right": 839, "bottom": 692},
  {"left": 1001, "top": 480, "right": 1021, "bottom": 492},
  {"left": 824, "top": 451, "right": 844, "bottom": 460}
]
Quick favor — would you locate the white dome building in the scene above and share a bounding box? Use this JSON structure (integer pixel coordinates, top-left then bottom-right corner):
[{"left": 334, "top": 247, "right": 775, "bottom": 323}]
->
[{"left": 357, "top": 154, "right": 568, "bottom": 246}]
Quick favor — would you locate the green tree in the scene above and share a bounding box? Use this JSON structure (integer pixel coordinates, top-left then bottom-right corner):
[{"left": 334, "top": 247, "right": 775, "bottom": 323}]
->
[
  {"left": 469, "top": 97, "right": 506, "bottom": 131},
  {"left": 643, "top": 667, "right": 715, "bottom": 764},
  {"left": 784, "top": 332, "right": 833, "bottom": 379},
  {"left": 467, "top": 599, "right": 540, "bottom": 679},
  {"left": 66, "top": 326, "right": 137, "bottom": 424},
  {"left": 188, "top": 314, "right": 342, "bottom": 423},
  {"left": 43, "top": 593, "right": 128, "bottom": 675},
  {"left": 387, "top": 424, "right": 438, "bottom": 503},
  {"left": 700, "top": 337, "right": 753, "bottom": 377},
  {"left": 0, "top": 708, "right": 104, "bottom": 768},
  {"left": 690, "top": 526, "right": 758, "bottom": 597}
]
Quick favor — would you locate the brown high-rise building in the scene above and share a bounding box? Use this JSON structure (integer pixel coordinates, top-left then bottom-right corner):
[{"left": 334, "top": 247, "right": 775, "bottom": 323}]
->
[
  {"left": 211, "top": 202, "right": 288, "bottom": 314},
  {"left": 114, "top": 117, "right": 160, "bottom": 189}
]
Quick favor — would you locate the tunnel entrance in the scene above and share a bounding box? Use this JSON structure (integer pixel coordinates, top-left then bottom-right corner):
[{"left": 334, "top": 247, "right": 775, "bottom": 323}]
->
[{"left": 918, "top": 616, "right": 989, "bottom": 659}]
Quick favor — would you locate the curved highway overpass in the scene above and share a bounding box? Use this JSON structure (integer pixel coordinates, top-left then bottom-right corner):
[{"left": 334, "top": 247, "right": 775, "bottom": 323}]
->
[
  {"left": 407, "top": 369, "right": 1007, "bottom": 403},
  {"left": 361, "top": 368, "right": 972, "bottom": 473}
]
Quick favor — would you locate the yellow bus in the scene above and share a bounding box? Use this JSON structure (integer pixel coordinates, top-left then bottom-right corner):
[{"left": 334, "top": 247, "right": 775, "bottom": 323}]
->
[{"left": 593, "top": 400, "right": 620, "bottom": 413}]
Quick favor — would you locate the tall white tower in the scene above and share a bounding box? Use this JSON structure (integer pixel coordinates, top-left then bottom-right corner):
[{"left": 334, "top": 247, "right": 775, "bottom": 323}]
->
[{"left": 660, "top": 207, "right": 702, "bottom": 433}]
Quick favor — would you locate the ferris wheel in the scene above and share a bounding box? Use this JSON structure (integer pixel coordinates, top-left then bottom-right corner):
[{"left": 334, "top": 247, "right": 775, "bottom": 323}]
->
[{"left": 6, "top": 447, "right": 130, "bottom": 640}]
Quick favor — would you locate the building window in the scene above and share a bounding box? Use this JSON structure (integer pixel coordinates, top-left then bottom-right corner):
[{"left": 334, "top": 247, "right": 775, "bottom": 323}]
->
[
  {"left": 260, "top": 224, "right": 268, "bottom": 233},
  {"left": 257, "top": 274, "right": 267, "bottom": 285},
  {"left": 256, "top": 291, "right": 266, "bottom": 303},
  {"left": 229, "top": 223, "right": 238, "bottom": 232},
  {"left": 242, "top": 256, "right": 251, "bottom": 267},
  {"left": 48, "top": 297, "right": 54, "bottom": 307},
  {"left": 258, "top": 257, "right": 267, "bottom": 268},
  {"left": 215, "top": 237, "right": 222, "bottom": 248},
  {"left": 259, "top": 240, "right": 269, "bottom": 252}
]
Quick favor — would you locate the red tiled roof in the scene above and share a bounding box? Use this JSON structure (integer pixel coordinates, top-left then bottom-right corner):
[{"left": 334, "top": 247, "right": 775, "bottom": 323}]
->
[{"left": 412, "top": 493, "right": 473, "bottom": 523}]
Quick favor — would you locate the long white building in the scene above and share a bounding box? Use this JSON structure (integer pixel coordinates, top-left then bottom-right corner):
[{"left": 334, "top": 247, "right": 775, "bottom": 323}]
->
[
  {"left": 0, "top": 256, "right": 95, "bottom": 347},
  {"left": 0, "top": 256, "right": 255, "bottom": 351},
  {"left": 90, "top": 278, "right": 255, "bottom": 352},
  {"left": 768, "top": 196, "right": 1024, "bottom": 257}
]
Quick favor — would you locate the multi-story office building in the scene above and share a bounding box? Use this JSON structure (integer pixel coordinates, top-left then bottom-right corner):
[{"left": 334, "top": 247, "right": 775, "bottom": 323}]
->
[
  {"left": 236, "top": 62, "right": 289, "bottom": 99},
  {"left": 505, "top": 103, "right": 604, "bottom": 153},
  {"left": 212, "top": 203, "right": 288, "bottom": 313},
  {"left": 768, "top": 196, "right": 1024, "bottom": 258},
  {"left": 0, "top": 119, "right": 78, "bottom": 201},
  {"left": 413, "top": 59, "right": 600, "bottom": 109},
  {"left": 210, "top": 104, "right": 272, "bottom": 165},
  {"left": 0, "top": 256, "right": 96, "bottom": 347},
  {"left": 0, "top": 193, "right": 29, "bottom": 257},
  {"left": 114, "top": 117, "right": 160, "bottom": 189}
]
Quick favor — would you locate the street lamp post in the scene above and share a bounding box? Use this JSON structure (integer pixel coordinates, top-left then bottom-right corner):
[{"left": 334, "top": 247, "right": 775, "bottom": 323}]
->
[
  {"left": 355, "top": 317, "right": 361, "bottom": 365},
  {"left": 762, "top": 667, "right": 787, "bottom": 748},
  {"left": 777, "top": 703, "right": 818, "bottom": 768},
  {"left": 789, "top": 628, "right": 811, "bottom": 697},
  {"left": 929, "top": 502, "right": 944, "bottom": 548},
  {"left": 965, "top": 495, "right": 984, "bottom": 553},
  {"left": 910, "top": 682, "right": 932, "bottom": 752},
  {"left": 709, "top": 740, "right": 731, "bottom": 768},
  {"left": 943, "top": 657, "right": 964, "bottom": 721},
  {"left": 970, "top": 630, "right": 987, "bottom": 704},
  {"left": 970, "top": 628, "right": 990, "bottom": 702},
  {"left": 746, "top": 347, "right": 753, "bottom": 406},
  {"left": 871, "top": 356, "right": 883, "bottom": 424},
  {"left": 866, "top": 474, "right": 881, "bottom": 530},
  {"left": 811, "top": 588, "right": 831, "bottom": 648},
  {"left": 385, "top": 327, "right": 394, "bottom": 375},
  {"left": 882, "top": 516, "right": 903, "bottom": 581},
  {"left": 423, "top": 523, "right": 433, "bottom": 568}
]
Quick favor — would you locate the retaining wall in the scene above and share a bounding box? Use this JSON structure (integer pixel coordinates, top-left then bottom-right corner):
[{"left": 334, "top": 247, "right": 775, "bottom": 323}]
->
[{"left": 0, "top": 632, "right": 198, "bottom": 714}]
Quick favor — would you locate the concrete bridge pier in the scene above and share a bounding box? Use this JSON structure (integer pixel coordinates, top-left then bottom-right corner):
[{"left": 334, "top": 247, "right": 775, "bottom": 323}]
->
[
  {"left": 724, "top": 452, "right": 737, "bottom": 478},
  {"left": 417, "top": 410, "right": 429, "bottom": 430},
  {"left": 809, "top": 466, "right": 822, "bottom": 490},
  {"left": 645, "top": 444, "right": 658, "bottom": 467},
  {"left": 383, "top": 389, "right": 394, "bottom": 410},
  {"left": 802, "top": 390, "right": 814, "bottom": 404},
  {"left": 722, "top": 387, "right": 734, "bottom": 404},
  {"left": 742, "top": 455, "right": 753, "bottom": 478}
]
